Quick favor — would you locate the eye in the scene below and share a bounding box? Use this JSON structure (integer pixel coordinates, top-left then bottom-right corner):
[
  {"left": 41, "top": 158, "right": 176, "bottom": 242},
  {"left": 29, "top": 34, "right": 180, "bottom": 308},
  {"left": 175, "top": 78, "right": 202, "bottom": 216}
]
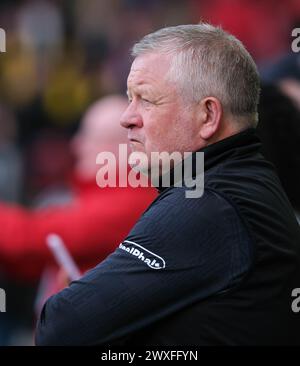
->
[{"left": 141, "top": 97, "right": 152, "bottom": 105}]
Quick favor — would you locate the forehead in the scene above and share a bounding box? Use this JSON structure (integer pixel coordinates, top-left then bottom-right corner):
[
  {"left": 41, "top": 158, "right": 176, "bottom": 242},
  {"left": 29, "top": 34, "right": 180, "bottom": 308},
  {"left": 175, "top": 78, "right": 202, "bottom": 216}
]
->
[
  {"left": 127, "top": 52, "right": 172, "bottom": 90},
  {"left": 80, "top": 102, "right": 126, "bottom": 136}
]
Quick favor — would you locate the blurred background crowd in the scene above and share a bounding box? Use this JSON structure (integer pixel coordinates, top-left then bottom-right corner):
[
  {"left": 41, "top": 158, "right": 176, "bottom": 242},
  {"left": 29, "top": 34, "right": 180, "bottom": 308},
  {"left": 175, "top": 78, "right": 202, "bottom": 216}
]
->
[{"left": 0, "top": 0, "right": 299, "bottom": 346}]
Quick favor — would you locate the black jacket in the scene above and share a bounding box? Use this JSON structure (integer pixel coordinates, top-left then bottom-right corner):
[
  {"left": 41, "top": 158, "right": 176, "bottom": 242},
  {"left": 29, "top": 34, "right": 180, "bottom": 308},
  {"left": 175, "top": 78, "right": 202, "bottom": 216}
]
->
[{"left": 35, "top": 128, "right": 300, "bottom": 346}]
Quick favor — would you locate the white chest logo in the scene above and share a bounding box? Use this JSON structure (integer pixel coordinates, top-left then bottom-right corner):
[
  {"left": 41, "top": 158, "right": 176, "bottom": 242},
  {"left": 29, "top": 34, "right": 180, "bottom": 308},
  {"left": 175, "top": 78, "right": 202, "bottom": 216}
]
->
[{"left": 119, "top": 240, "right": 166, "bottom": 270}]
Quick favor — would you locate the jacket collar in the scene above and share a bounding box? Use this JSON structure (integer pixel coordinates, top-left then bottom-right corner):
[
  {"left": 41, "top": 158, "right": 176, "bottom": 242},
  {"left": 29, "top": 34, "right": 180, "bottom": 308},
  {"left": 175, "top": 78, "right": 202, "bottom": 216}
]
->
[{"left": 157, "top": 128, "right": 261, "bottom": 193}]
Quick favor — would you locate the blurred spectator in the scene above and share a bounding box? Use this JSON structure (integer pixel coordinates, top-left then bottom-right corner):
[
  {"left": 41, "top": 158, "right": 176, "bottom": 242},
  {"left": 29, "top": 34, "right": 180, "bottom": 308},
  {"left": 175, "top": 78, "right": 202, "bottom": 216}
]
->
[
  {"left": 261, "top": 53, "right": 300, "bottom": 110},
  {"left": 0, "top": 95, "right": 156, "bottom": 283},
  {"left": 279, "top": 77, "right": 300, "bottom": 111},
  {"left": 257, "top": 85, "right": 300, "bottom": 221},
  {"left": 25, "top": 129, "right": 74, "bottom": 206},
  {"left": 261, "top": 53, "right": 300, "bottom": 83}
]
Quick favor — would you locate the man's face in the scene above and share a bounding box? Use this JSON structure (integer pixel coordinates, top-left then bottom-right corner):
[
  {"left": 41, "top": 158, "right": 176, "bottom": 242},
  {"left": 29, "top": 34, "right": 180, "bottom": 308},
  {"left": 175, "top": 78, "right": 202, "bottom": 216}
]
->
[{"left": 120, "top": 52, "right": 200, "bottom": 172}]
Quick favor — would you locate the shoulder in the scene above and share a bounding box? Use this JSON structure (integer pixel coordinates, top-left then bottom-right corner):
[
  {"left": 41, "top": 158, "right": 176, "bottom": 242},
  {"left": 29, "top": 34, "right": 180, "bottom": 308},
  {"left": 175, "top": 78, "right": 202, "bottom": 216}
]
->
[
  {"left": 141, "top": 186, "right": 236, "bottom": 226},
  {"left": 123, "top": 186, "right": 252, "bottom": 270}
]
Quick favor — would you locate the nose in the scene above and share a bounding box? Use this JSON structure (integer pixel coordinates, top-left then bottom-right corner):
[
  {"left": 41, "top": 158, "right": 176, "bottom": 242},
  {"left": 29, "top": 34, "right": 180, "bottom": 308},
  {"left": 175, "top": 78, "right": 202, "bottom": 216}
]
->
[{"left": 120, "top": 102, "right": 143, "bottom": 129}]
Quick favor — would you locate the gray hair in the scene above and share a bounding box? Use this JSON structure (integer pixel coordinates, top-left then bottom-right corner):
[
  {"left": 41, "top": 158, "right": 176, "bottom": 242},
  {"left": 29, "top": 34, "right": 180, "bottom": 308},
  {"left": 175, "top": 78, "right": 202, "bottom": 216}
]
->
[{"left": 132, "top": 23, "right": 260, "bottom": 127}]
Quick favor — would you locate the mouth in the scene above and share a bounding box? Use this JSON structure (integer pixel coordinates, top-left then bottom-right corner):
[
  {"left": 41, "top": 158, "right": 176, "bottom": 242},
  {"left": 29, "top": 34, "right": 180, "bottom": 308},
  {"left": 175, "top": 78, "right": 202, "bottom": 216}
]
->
[
  {"left": 128, "top": 137, "right": 142, "bottom": 144},
  {"left": 128, "top": 137, "right": 144, "bottom": 152}
]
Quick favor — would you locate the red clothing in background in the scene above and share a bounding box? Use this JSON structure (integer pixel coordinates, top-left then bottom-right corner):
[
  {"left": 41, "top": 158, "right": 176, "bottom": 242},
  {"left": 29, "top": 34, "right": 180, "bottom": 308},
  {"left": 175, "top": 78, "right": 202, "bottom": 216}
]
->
[{"left": 0, "top": 177, "right": 157, "bottom": 282}]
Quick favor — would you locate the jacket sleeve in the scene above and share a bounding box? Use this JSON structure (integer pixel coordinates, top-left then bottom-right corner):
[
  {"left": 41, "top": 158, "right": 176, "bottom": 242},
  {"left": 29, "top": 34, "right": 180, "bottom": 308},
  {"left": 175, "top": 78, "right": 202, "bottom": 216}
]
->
[
  {"left": 35, "top": 188, "right": 252, "bottom": 345},
  {"left": 0, "top": 187, "right": 156, "bottom": 281}
]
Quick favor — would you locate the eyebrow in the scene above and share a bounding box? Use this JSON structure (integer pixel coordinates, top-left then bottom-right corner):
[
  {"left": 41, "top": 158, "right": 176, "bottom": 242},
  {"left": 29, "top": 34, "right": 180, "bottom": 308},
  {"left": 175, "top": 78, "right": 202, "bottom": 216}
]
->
[{"left": 127, "top": 85, "right": 153, "bottom": 98}]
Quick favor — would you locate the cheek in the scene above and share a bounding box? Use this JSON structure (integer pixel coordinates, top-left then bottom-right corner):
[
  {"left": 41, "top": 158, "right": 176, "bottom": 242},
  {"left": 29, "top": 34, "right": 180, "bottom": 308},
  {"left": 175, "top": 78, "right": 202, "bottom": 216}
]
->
[
  {"left": 145, "top": 118, "right": 176, "bottom": 152},
  {"left": 143, "top": 127, "right": 160, "bottom": 153},
  {"left": 142, "top": 106, "right": 190, "bottom": 152},
  {"left": 146, "top": 115, "right": 167, "bottom": 141}
]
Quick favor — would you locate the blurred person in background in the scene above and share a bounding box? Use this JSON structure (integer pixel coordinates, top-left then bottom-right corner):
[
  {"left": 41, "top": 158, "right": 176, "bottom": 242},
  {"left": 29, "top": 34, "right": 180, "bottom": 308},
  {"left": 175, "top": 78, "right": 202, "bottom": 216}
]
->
[
  {"left": 261, "top": 52, "right": 300, "bottom": 112},
  {"left": 0, "top": 95, "right": 156, "bottom": 345},
  {"left": 24, "top": 129, "right": 74, "bottom": 208},
  {"left": 257, "top": 84, "right": 300, "bottom": 222}
]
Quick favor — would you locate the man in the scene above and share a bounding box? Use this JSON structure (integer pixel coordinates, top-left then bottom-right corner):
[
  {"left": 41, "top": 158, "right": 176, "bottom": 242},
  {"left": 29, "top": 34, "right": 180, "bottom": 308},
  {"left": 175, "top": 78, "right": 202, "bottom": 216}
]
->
[
  {"left": 0, "top": 95, "right": 156, "bottom": 281},
  {"left": 35, "top": 24, "right": 300, "bottom": 346}
]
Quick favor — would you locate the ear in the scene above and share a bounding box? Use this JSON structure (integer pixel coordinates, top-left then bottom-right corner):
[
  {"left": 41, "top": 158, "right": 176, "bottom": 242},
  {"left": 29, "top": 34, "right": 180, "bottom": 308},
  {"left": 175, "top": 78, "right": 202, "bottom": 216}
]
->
[{"left": 198, "top": 97, "right": 223, "bottom": 140}]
